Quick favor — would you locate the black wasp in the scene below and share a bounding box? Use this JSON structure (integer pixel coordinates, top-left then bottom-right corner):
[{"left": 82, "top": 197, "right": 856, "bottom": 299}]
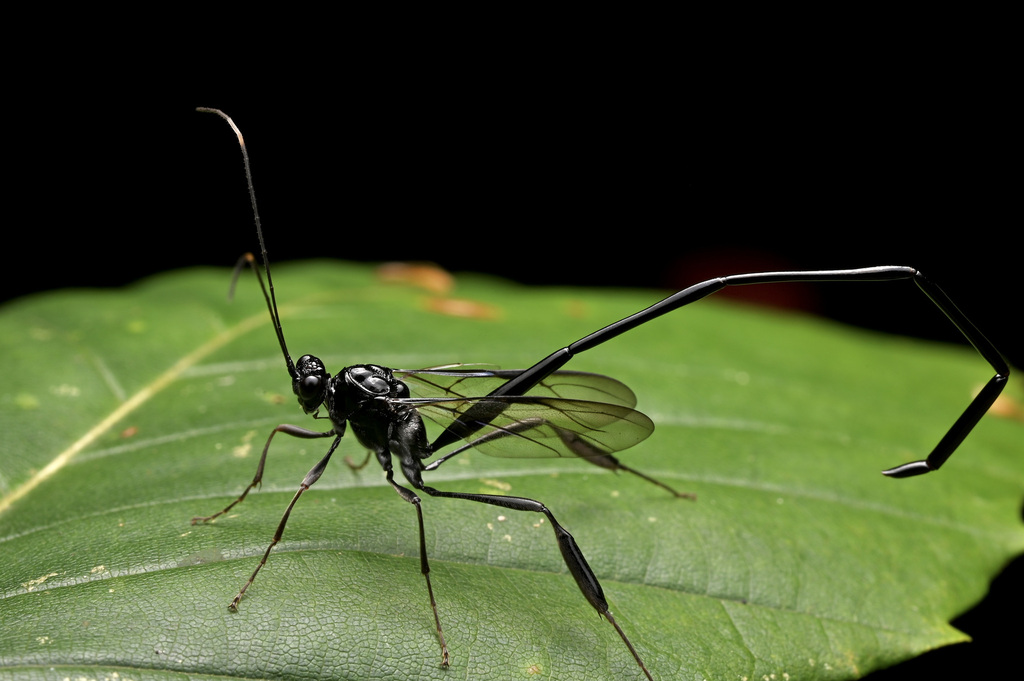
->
[{"left": 193, "top": 108, "right": 1009, "bottom": 680}]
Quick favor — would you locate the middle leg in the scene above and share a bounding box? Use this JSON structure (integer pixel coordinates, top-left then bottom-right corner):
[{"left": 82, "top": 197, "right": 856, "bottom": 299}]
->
[{"left": 418, "top": 484, "right": 653, "bottom": 680}]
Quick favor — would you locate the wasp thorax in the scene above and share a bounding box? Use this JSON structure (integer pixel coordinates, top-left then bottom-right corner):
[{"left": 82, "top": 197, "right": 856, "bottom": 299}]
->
[{"left": 345, "top": 365, "right": 392, "bottom": 396}]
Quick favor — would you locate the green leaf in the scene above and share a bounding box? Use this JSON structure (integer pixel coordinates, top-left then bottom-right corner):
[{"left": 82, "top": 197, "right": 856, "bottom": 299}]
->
[{"left": 1, "top": 261, "right": 1021, "bottom": 681}]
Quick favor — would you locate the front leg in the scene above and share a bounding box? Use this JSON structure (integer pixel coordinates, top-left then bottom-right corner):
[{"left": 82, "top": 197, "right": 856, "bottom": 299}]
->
[
  {"left": 192, "top": 423, "right": 336, "bottom": 524},
  {"left": 228, "top": 433, "right": 342, "bottom": 610}
]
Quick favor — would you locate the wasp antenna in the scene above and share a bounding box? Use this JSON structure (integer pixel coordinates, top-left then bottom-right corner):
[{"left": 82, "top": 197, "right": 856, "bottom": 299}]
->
[
  {"left": 228, "top": 253, "right": 254, "bottom": 302},
  {"left": 198, "top": 107, "right": 297, "bottom": 379}
]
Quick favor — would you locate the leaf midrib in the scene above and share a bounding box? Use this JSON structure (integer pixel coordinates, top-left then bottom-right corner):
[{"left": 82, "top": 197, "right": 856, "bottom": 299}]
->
[{"left": 0, "top": 309, "right": 272, "bottom": 517}]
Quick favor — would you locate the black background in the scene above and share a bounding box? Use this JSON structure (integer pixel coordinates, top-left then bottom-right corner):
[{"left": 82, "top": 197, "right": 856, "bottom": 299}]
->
[
  {"left": 5, "top": 46, "right": 1019, "bottom": 680},
  {"left": 6, "top": 90, "right": 1018, "bottom": 370}
]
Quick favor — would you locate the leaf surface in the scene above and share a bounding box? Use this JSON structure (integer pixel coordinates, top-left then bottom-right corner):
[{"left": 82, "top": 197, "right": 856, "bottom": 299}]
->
[{"left": 1, "top": 261, "right": 1021, "bottom": 680}]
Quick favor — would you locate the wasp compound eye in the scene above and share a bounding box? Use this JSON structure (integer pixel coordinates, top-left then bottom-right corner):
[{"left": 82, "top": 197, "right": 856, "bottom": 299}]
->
[{"left": 292, "top": 354, "right": 328, "bottom": 413}]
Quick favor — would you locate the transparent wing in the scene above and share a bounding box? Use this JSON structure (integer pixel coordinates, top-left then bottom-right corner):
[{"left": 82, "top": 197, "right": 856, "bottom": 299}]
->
[
  {"left": 401, "top": 394, "right": 654, "bottom": 459},
  {"left": 395, "top": 365, "right": 640, "bottom": 408}
]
